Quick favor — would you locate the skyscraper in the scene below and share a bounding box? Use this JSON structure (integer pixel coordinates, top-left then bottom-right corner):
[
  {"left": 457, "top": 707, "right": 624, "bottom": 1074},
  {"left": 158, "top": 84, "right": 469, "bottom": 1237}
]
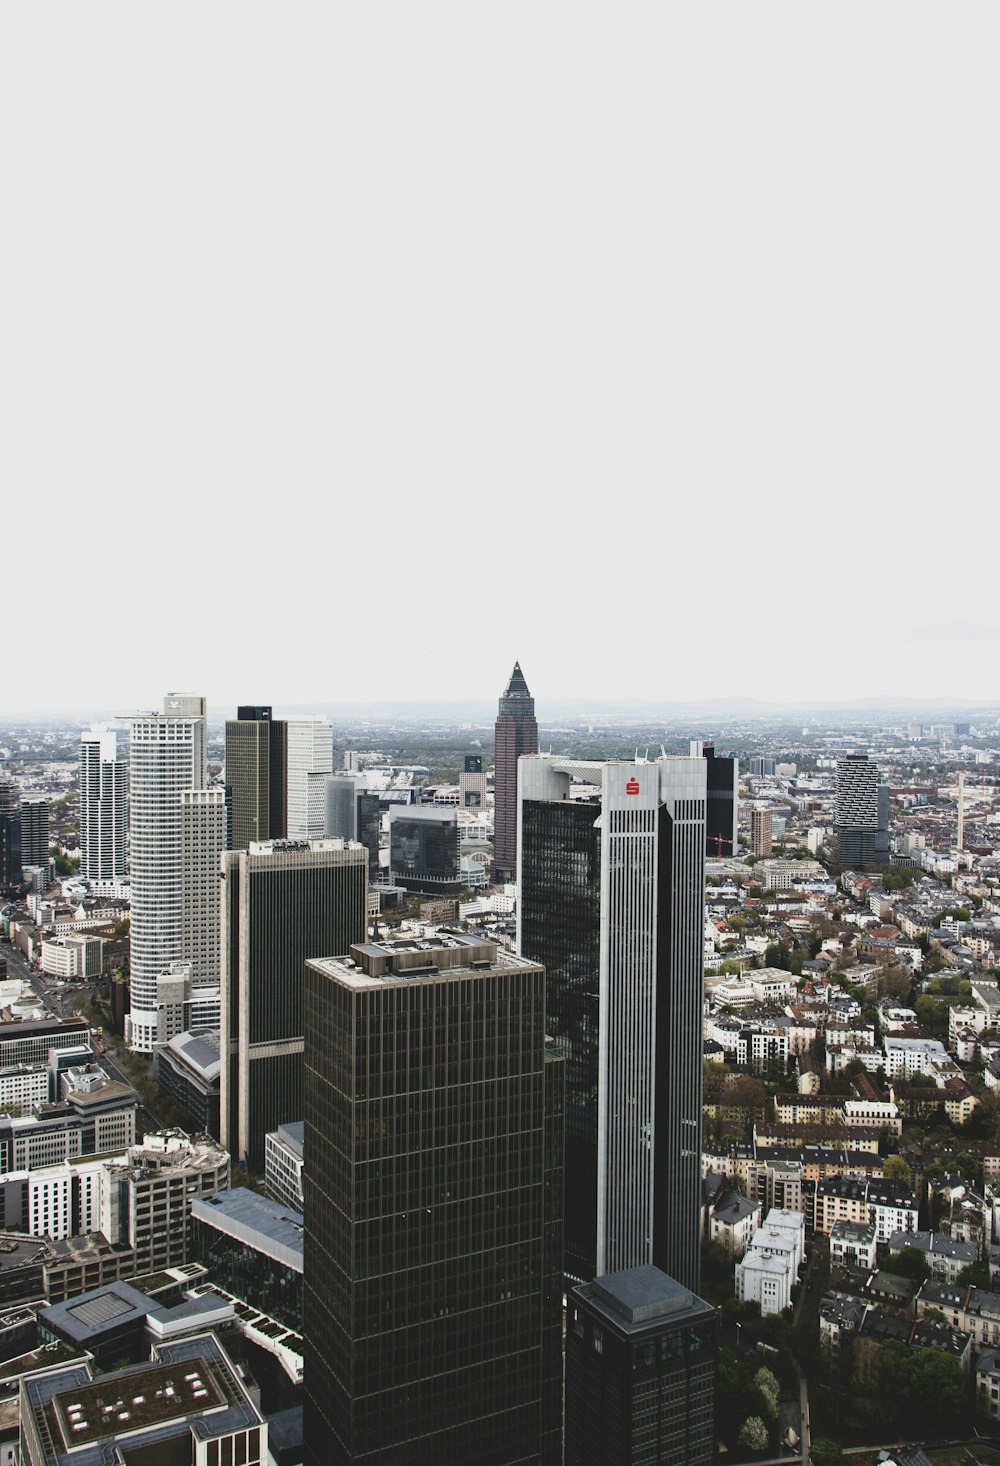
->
[
  {"left": 324, "top": 774, "right": 381, "bottom": 879},
  {"left": 180, "top": 788, "right": 226, "bottom": 990},
  {"left": 220, "top": 838, "right": 367, "bottom": 1172},
  {"left": 224, "top": 706, "right": 287, "bottom": 849},
  {"left": 287, "top": 717, "right": 333, "bottom": 839},
  {"left": 691, "top": 742, "right": 738, "bottom": 859},
  {"left": 835, "top": 754, "right": 889, "bottom": 870},
  {"left": 493, "top": 662, "right": 539, "bottom": 881},
  {"left": 389, "top": 805, "right": 463, "bottom": 894},
  {"left": 565, "top": 1266, "right": 717, "bottom": 1466},
  {"left": 0, "top": 777, "right": 21, "bottom": 891},
  {"left": 750, "top": 806, "right": 773, "bottom": 858},
  {"left": 459, "top": 753, "right": 488, "bottom": 810},
  {"left": 518, "top": 754, "right": 706, "bottom": 1293},
  {"left": 79, "top": 726, "right": 127, "bottom": 886},
  {"left": 19, "top": 799, "right": 49, "bottom": 869},
  {"left": 303, "top": 933, "right": 564, "bottom": 1466},
  {"left": 126, "top": 695, "right": 208, "bottom": 1053}
]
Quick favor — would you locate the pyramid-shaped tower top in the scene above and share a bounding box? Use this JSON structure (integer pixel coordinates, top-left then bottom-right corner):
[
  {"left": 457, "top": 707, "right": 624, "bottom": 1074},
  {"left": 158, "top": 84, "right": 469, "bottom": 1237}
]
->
[{"left": 504, "top": 661, "right": 531, "bottom": 699}]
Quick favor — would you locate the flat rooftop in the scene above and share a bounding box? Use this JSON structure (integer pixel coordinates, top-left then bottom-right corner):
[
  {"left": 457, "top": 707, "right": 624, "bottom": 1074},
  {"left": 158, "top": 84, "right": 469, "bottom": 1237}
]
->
[
  {"left": 577, "top": 1265, "right": 714, "bottom": 1333},
  {"left": 191, "top": 1189, "right": 303, "bottom": 1272},
  {"left": 309, "top": 934, "right": 541, "bottom": 989},
  {"left": 50, "top": 1357, "right": 224, "bottom": 1448}
]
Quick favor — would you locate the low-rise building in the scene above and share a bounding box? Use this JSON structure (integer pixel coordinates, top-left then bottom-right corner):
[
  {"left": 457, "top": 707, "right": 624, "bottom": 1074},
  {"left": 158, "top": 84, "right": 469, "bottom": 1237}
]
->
[
  {"left": 830, "top": 1219, "right": 877, "bottom": 1272},
  {"left": 888, "top": 1230, "right": 977, "bottom": 1285},
  {"left": 734, "top": 1208, "right": 805, "bottom": 1316}
]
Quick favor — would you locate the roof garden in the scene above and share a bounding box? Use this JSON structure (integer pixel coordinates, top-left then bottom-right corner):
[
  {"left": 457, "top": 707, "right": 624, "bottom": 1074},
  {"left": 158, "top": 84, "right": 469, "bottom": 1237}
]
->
[{"left": 50, "top": 1359, "right": 224, "bottom": 1448}]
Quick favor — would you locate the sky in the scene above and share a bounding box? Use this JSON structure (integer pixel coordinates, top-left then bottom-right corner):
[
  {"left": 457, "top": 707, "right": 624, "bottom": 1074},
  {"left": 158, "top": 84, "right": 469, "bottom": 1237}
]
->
[{"left": 3, "top": 4, "right": 999, "bottom": 715}]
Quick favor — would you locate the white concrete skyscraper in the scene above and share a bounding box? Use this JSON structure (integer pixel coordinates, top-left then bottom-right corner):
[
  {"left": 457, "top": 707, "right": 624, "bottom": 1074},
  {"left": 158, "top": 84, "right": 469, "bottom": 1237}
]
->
[
  {"left": 126, "top": 695, "right": 209, "bottom": 1053},
  {"left": 286, "top": 717, "right": 333, "bottom": 839},
  {"left": 518, "top": 753, "right": 706, "bottom": 1294},
  {"left": 79, "top": 725, "right": 128, "bottom": 888}
]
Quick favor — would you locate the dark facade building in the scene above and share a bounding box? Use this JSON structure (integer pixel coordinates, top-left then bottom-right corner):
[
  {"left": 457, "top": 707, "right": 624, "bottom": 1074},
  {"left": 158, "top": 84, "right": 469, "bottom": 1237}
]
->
[
  {"left": 835, "top": 754, "right": 889, "bottom": 870},
  {"left": 325, "top": 776, "right": 381, "bottom": 879},
  {"left": 693, "top": 743, "right": 737, "bottom": 859},
  {"left": 19, "top": 799, "right": 50, "bottom": 870},
  {"left": 0, "top": 777, "right": 21, "bottom": 891},
  {"left": 157, "top": 1029, "right": 222, "bottom": 1137},
  {"left": 220, "top": 838, "right": 368, "bottom": 1172},
  {"left": 225, "top": 706, "right": 288, "bottom": 850},
  {"left": 565, "top": 1266, "right": 717, "bottom": 1466},
  {"left": 191, "top": 1188, "right": 303, "bottom": 1334},
  {"left": 519, "top": 756, "right": 706, "bottom": 1294},
  {"left": 493, "top": 661, "right": 539, "bottom": 881},
  {"left": 303, "top": 934, "right": 564, "bottom": 1466},
  {"left": 388, "top": 805, "right": 462, "bottom": 894}
]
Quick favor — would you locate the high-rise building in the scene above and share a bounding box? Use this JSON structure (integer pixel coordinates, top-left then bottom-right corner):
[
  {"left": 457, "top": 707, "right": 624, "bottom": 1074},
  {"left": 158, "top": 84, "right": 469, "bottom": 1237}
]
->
[
  {"left": 20, "top": 799, "right": 50, "bottom": 869},
  {"left": 691, "top": 742, "right": 738, "bottom": 859},
  {"left": 459, "top": 753, "right": 488, "bottom": 810},
  {"left": 750, "top": 807, "right": 773, "bottom": 858},
  {"left": 287, "top": 717, "right": 333, "bottom": 839},
  {"left": 79, "top": 726, "right": 127, "bottom": 886},
  {"left": 389, "top": 805, "right": 463, "bottom": 894},
  {"left": 125, "top": 695, "right": 208, "bottom": 1053},
  {"left": 518, "top": 755, "right": 706, "bottom": 1294},
  {"left": 565, "top": 1266, "right": 717, "bottom": 1466},
  {"left": 493, "top": 662, "right": 539, "bottom": 881},
  {"left": 220, "top": 838, "right": 367, "bottom": 1172},
  {"left": 748, "top": 757, "right": 776, "bottom": 778},
  {"left": 835, "top": 754, "right": 889, "bottom": 870},
  {"left": 180, "top": 787, "right": 226, "bottom": 991},
  {"left": 225, "top": 706, "right": 287, "bottom": 849},
  {"left": 324, "top": 775, "right": 381, "bottom": 880},
  {"left": 0, "top": 777, "right": 21, "bottom": 891},
  {"left": 303, "top": 934, "right": 564, "bottom": 1466}
]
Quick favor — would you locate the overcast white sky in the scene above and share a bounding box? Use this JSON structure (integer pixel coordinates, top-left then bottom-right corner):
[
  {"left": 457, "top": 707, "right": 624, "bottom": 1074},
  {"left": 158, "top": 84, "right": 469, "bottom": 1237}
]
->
[{"left": 3, "top": 4, "right": 998, "bottom": 715}]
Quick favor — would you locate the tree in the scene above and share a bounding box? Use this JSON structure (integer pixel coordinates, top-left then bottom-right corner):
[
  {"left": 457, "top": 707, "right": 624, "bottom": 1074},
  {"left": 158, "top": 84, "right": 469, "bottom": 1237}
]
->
[
  {"left": 738, "top": 1416, "right": 769, "bottom": 1452},
  {"left": 752, "top": 1366, "right": 779, "bottom": 1421},
  {"left": 811, "top": 1440, "right": 842, "bottom": 1466},
  {"left": 724, "top": 1073, "right": 768, "bottom": 1131},
  {"left": 764, "top": 941, "right": 792, "bottom": 971},
  {"left": 884, "top": 1246, "right": 930, "bottom": 1282},
  {"left": 882, "top": 1154, "right": 913, "bottom": 1187}
]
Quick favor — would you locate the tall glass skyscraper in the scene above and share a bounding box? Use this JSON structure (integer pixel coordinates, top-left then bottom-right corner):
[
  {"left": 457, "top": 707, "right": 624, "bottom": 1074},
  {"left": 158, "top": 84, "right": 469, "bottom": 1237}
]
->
[
  {"left": 303, "top": 934, "right": 564, "bottom": 1466},
  {"left": 492, "top": 662, "right": 538, "bottom": 881},
  {"left": 835, "top": 753, "right": 889, "bottom": 869},
  {"left": 225, "top": 706, "right": 288, "bottom": 850},
  {"left": 518, "top": 755, "right": 706, "bottom": 1294}
]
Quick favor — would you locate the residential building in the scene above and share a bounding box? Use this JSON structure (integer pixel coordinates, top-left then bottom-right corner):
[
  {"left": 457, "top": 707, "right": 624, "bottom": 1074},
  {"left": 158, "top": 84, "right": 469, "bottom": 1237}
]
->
[
  {"left": 225, "top": 705, "right": 288, "bottom": 849},
  {"left": 829, "top": 1219, "right": 877, "bottom": 1271},
  {"left": 884, "top": 1036, "right": 949, "bottom": 1078},
  {"left": 565, "top": 1266, "right": 717, "bottom": 1466},
  {"left": 126, "top": 694, "right": 209, "bottom": 1053},
  {"left": 888, "top": 1230, "right": 977, "bottom": 1285},
  {"left": 751, "top": 807, "right": 773, "bottom": 858},
  {"left": 19, "top": 800, "right": 49, "bottom": 870},
  {"left": 519, "top": 753, "right": 706, "bottom": 1292},
  {"left": 220, "top": 838, "right": 367, "bottom": 1172},
  {"left": 303, "top": 934, "right": 564, "bottom": 1466},
  {"left": 388, "top": 805, "right": 463, "bottom": 894},
  {"left": 734, "top": 1208, "right": 805, "bottom": 1315},
  {"left": 286, "top": 717, "right": 333, "bottom": 840},
  {"left": 265, "top": 1121, "right": 304, "bottom": 1212},
  {"left": 835, "top": 755, "right": 889, "bottom": 870},
  {"left": 492, "top": 661, "right": 539, "bottom": 881}
]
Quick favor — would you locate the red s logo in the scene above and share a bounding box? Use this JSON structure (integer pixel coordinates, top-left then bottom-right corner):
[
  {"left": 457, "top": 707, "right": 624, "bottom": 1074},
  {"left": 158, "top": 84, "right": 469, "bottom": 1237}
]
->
[{"left": 626, "top": 777, "right": 640, "bottom": 796}]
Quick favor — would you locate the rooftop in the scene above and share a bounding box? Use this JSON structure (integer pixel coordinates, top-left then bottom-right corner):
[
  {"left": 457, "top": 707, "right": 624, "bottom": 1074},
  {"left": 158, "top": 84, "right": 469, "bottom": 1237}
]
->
[
  {"left": 309, "top": 935, "right": 541, "bottom": 990},
  {"left": 191, "top": 1189, "right": 303, "bottom": 1272},
  {"left": 578, "top": 1265, "right": 713, "bottom": 1333}
]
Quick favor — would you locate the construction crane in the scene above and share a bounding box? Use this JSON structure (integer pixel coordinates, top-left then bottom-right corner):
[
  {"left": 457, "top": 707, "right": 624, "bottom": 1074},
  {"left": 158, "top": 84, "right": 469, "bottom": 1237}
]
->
[{"left": 706, "top": 833, "right": 735, "bottom": 857}]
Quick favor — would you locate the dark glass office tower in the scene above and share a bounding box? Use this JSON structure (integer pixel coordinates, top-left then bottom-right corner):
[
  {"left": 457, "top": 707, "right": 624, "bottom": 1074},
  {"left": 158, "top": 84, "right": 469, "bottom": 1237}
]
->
[
  {"left": 388, "top": 806, "right": 462, "bottom": 894},
  {"left": 835, "top": 754, "right": 889, "bottom": 869},
  {"left": 220, "top": 838, "right": 367, "bottom": 1172},
  {"left": 225, "top": 706, "right": 288, "bottom": 850},
  {"left": 0, "top": 779, "right": 21, "bottom": 891},
  {"left": 303, "top": 934, "right": 564, "bottom": 1466},
  {"left": 565, "top": 1266, "right": 717, "bottom": 1466},
  {"left": 697, "top": 744, "right": 737, "bottom": 859},
  {"left": 19, "top": 798, "right": 49, "bottom": 869},
  {"left": 519, "top": 756, "right": 706, "bottom": 1295},
  {"left": 493, "top": 661, "right": 539, "bottom": 881}
]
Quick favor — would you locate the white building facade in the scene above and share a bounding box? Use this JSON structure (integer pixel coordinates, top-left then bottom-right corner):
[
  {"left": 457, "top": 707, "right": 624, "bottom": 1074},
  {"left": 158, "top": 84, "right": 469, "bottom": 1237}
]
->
[
  {"left": 286, "top": 718, "right": 333, "bottom": 839},
  {"left": 78, "top": 725, "right": 128, "bottom": 887}
]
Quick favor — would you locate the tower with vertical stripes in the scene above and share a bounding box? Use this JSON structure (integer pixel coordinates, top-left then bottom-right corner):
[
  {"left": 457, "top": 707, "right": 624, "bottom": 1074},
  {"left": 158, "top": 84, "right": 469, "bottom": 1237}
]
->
[{"left": 518, "top": 754, "right": 706, "bottom": 1293}]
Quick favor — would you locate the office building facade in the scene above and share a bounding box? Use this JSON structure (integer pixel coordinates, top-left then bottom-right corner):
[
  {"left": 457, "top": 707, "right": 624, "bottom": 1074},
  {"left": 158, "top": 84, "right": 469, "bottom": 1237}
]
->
[
  {"left": 79, "top": 725, "right": 127, "bottom": 885},
  {"left": 565, "top": 1266, "right": 717, "bottom": 1466},
  {"left": 225, "top": 706, "right": 288, "bottom": 849},
  {"left": 835, "top": 754, "right": 890, "bottom": 869},
  {"left": 518, "top": 755, "right": 706, "bottom": 1293},
  {"left": 493, "top": 661, "right": 539, "bottom": 881},
  {"left": 126, "top": 695, "right": 209, "bottom": 1053},
  {"left": 303, "top": 935, "right": 563, "bottom": 1466},
  {"left": 324, "top": 775, "right": 382, "bottom": 880},
  {"left": 459, "top": 753, "right": 488, "bottom": 810},
  {"left": 691, "top": 742, "right": 738, "bottom": 859},
  {"left": 286, "top": 717, "right": 333, "bottom": 839},
  {"left": 221, "top": 838, "right": 368, "bottom": 1172},
  {"left": 389, "top": 805, "right": 463, "bottom": 894},
  {"left": 0, "top": 777, "right": 21, "bottom": 891},
  {"left": 19, "top": 800, "right": 50, "bottom": 869}
]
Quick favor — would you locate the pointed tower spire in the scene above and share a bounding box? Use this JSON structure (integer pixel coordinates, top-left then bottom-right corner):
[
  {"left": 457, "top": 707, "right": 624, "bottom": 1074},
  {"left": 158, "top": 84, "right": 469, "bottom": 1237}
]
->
[
  {"left": 493, "top": 662, "right": 539, "bottom": 880},
  {"left": 504, "top": 660, "right": 531, "bottom": 699}
]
